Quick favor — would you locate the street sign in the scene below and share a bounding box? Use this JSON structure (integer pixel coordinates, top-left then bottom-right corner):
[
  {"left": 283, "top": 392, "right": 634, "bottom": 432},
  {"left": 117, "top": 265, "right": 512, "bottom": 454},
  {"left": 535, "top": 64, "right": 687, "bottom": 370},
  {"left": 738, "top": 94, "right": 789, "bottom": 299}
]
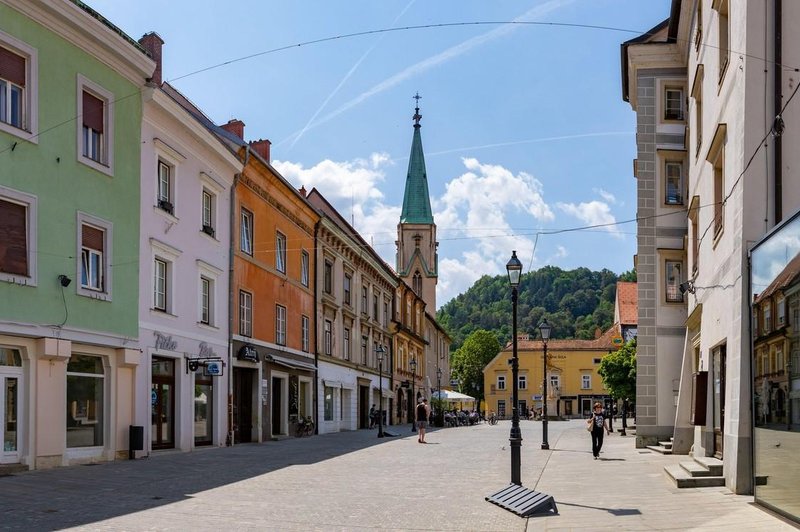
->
[
  {"left": 450, "top": 379, "right": 459, "bottom": 386},
  {"left": 151, "top": 390, "right": 157, "bottom": 406}
]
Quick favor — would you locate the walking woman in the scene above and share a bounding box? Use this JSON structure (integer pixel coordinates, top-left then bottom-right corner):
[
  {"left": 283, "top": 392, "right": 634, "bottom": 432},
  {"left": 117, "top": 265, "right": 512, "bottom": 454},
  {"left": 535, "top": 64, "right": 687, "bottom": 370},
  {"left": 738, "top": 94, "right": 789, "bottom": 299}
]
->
[{"left": 587, "top": 402, "right": 611, "bottom": 459}]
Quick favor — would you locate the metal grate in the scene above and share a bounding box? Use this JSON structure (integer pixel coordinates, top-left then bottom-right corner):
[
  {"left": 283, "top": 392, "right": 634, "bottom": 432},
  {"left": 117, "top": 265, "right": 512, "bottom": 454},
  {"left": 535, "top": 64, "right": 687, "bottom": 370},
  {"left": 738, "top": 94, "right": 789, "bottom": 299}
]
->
[{"left": 486, "top": 484, "right": 557, "bottom": 517}]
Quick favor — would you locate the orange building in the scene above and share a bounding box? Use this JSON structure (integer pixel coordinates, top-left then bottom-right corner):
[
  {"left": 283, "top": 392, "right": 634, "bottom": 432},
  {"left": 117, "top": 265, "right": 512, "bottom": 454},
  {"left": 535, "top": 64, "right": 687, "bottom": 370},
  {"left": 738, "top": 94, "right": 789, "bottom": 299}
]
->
[{"left": 220, "top": 120, "right": 319, "bottom": 443}]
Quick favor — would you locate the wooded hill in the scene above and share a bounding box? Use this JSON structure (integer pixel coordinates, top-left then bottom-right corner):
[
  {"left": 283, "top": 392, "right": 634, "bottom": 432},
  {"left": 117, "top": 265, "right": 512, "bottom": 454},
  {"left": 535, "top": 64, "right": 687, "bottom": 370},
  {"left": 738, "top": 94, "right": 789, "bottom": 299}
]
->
[{"left": 436, "top": 266, "right": 636, "bottom": 352}]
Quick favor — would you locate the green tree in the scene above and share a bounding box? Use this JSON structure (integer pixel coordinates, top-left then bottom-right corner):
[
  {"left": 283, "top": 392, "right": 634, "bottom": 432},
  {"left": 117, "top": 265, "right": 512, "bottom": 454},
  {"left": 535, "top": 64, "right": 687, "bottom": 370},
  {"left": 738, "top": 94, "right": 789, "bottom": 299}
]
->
[
  {"left": 450, "top": 329, "right": 501, "bottom": 403},
  {"left": 598, "top": 338, "right": 636, "bottom": 400}
]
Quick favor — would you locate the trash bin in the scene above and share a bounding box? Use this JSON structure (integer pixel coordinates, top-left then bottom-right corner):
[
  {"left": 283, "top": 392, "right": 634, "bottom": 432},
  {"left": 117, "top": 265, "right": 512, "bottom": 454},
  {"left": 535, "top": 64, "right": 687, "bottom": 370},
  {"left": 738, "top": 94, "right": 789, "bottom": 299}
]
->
[{"left": 129, "top": 425, "right": 144, "bottom": 460}]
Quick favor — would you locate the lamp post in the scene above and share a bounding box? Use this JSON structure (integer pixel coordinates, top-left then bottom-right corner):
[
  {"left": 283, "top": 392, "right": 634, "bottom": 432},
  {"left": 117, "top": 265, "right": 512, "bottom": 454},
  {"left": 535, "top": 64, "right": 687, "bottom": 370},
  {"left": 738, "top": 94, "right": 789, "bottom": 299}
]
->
[
  {"left": 376, "top": 344, "right": 386, "bottom": 438},
  {"left": 436, "top": 367, "right": 443, "bottom": 426},
  {"left": 506, "top": 250, "right": 523, "bottom": 485},
  {"left": 538, "top": 318, "right": 551, "bottom": 450},
  {"left": 410, "top": 356, "right": 417, "bottom": 433}
]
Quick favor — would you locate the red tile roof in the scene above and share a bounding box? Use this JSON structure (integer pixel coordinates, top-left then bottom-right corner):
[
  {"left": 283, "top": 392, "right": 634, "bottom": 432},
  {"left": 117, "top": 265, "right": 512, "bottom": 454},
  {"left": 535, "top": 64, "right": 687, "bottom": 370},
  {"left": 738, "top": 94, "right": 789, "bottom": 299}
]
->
[
  {"left": 615, "top": 281, "right": 638, "bottom": 325},
  {"left": 754, "top": 252, "right": 800, "bottom": 304},
  {"left": 504, "top": 323, "right": 623, "bottom": 352}
]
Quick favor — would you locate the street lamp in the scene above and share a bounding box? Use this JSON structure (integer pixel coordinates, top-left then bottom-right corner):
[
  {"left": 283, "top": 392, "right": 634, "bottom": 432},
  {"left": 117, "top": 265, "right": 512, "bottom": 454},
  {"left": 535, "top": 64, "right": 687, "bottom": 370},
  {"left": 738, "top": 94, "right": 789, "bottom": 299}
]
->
[
  {"left": 538, "top": 317, "right": 551, "bottom": 450},
  {"left": 410, "top": 356, "right": 417, "bottom": 433},
  {"left": 436, "top": 367, "right": 443, "bottom": 426},
  {"left": 506, "top": 250, "right": 523, "bottom": 485},
  {"left": 376, "top": 344, "right": 386, "bottom": 438}
]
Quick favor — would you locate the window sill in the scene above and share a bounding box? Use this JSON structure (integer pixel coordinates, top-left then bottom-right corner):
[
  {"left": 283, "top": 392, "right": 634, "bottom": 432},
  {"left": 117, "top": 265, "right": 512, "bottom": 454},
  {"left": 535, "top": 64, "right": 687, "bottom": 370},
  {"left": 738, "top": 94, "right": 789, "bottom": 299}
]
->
[
  {"left": 153, "top": 205, "right": 179, "bottom": 224},
  {"left": 199, "top": 229, "right": 219, "bottom": 243},
  {"left": 197, "top": 322, "right": 219, "bottom": 332},
  {"left": 78, "top": 154, "right": 113, "bottom": 177},
  {"left": 0, "top": 122, "right": 37, "bottom": 144},
  {"left": 150, "top": 308, "right": 177, "bottom": 320},
  {"left": 77, "top": 287, "right": 112, "bottom": 302},
  {"left": 0, "top": 273, "right": 36, "bottom": 287}
]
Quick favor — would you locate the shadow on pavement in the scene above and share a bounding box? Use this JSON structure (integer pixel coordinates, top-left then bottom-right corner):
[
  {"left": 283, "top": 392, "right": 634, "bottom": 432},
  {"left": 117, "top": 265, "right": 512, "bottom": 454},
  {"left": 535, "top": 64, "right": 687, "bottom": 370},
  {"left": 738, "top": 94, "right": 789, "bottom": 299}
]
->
[{"left": 557, "top": 501, "right": 642, "bottom": 516}]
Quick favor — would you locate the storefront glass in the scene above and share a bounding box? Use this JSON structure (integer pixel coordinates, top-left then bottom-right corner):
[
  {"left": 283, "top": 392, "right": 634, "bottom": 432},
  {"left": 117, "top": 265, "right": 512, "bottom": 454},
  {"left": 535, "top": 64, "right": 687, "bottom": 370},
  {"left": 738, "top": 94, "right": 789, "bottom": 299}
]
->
[
  {"left": 152, "top": 357, "right": 175, "bottom": 449},
  {"left": 194, "top": 375, "right": 212, "bottom": 446},
  {"left": 66, "top": 354, "right": 104, "bottom": 448},
  {"left": 750, "top": 211, "right": 800, "bottom": 523}
]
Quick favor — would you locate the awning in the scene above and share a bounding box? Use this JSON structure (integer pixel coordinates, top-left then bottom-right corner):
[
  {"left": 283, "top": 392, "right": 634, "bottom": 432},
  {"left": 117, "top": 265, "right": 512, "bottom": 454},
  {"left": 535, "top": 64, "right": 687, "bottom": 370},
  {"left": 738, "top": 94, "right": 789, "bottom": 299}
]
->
[
  {"left": 431, "top": 390, "right": 476, "bottom": 402},
  {"left": 268, "top": 353, "right": 316, "bottom": 372}
]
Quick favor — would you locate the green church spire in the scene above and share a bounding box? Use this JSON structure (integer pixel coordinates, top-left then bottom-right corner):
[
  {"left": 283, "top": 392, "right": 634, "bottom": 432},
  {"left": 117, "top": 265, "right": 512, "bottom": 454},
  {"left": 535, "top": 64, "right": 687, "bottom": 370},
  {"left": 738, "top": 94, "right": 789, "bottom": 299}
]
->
[{"left": 400, "top": 93, "right": 434, "bottom": 224}]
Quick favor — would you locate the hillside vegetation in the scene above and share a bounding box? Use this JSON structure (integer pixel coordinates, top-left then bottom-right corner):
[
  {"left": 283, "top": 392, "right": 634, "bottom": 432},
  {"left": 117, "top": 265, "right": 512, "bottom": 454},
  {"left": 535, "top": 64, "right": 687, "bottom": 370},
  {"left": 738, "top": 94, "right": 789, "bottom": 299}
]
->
[{"left": 437, "top": 266, "right": 635, "bottom": 352}]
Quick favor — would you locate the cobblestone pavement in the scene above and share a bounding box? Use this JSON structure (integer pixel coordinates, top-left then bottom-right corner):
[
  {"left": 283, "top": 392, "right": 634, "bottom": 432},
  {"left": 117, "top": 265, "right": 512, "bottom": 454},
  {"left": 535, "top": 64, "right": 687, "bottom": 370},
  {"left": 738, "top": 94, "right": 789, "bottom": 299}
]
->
[{"left": 0, "top": 420, "right": 797, "bottom": 531}]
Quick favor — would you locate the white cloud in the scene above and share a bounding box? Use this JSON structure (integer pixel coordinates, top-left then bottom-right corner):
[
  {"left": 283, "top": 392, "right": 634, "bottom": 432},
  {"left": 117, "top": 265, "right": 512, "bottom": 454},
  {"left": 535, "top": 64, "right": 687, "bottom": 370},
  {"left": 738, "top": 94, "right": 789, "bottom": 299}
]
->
[
  {"left": 556, "top": 200, "right": 622, "bottom": 239},
  {"left": 593, "top": 187, "right": 617, "bottom": 204}
]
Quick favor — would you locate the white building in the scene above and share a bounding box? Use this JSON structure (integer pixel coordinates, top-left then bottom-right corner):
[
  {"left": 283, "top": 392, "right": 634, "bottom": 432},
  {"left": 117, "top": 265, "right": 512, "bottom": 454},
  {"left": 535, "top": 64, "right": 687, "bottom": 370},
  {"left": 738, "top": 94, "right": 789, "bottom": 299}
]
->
[{"left": 135, "top": 34, "right": 240, "bottom": 454}]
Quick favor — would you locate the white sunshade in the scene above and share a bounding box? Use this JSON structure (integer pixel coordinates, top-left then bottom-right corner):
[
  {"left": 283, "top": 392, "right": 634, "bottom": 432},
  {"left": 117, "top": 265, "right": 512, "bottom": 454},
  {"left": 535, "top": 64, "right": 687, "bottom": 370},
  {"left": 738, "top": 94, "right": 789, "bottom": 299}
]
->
[{"left": 431, "top": 389, "right": 476, "bottom": 402}]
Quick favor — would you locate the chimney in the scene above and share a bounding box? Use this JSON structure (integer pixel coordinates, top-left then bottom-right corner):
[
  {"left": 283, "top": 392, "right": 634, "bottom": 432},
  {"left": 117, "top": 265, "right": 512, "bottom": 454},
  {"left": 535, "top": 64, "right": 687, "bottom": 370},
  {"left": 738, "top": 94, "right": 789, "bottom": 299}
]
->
[
  {"left": 221, "top": 119, "right": 245, "bottom": 140},
  {"left": 139, "top": 32, "right": 164, "bottom": 85},
  {"left": 299, "top": 185, "right": 307, "bottom": 196},
  {"left": 249, "top": 138, "right": 271, "bottom": 162}
]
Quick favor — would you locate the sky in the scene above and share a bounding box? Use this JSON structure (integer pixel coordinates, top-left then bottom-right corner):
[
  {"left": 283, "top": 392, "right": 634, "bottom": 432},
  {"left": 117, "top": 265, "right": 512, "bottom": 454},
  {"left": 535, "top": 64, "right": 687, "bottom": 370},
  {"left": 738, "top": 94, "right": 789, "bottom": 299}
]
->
[{"left": 86, "top": 0, "right": 670, "bottom": 309}]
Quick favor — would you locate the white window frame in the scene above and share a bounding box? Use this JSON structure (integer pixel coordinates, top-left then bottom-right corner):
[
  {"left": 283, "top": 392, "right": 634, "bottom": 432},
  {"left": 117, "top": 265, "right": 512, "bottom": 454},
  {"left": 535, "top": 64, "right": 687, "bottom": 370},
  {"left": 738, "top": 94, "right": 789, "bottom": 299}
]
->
[
  {"left": 239, "top": 290, "right": 252, "bottom": 337},
  {"left": 582, "top": 374, "right": 591, "bottom": 390},
  {"left": 196, "top": 259, "right": 222, "bottom": 328},
  {"left": 518, "top": 375, "right": 527, "bottom": 390},
  {"left": 0, "top": 30, "right": 38, "bottom": 141},
  {"left": 550, "top": 374, "right": 560, "bottom": 391},
  {"left": 343, "top": 273, "right": 351, "bottom": 304},
  {"left": 276, "top": 304, "right": 287, "bottom": 346},
  {"left": 276, "top": 231, "right": 286, "bottom": 273},
  {"left": 153, "top": 258, "right": 168, "bottom": 312},
  {"left": 497, "top": 375, "right": 506, "bottom": 391},
  {"left": 199, "top": 172, "right": 223, "bottom": 240},
  {"left": 666, "top": 260, "right": 684, "bottom": 303},
  {"left": 665, "top": 160, "right": 684, "bottom": 205},
  {"left": 324, "top": 319, "right": 332, "bottom": 355},
  {"left": 0, "top": 185, "right": 37, "bottom": 285},
  {"left": 200, "top": 276, "right": 211, "bottom": 325},
  {"left": 150, "top": 238, "right": 181, "bottom": 315},
  {"left": 76, "top": 74, "right": 113, "bottom": 176},
  {"left": 777, "top": 296, "right": 785, "bottom": 326},
  {"left": 76, "top": 211, "right": 113, "bottom": 300},
  {"left": 301, "top": 315, "right": 310, "bottom": 352},
  {"left": 240, "top": 207, "right": 253, "bottom": 255},
  {"left": 664, "top": 86, "right": 684, "bottom": 121},
  {"left": 301, "top": 250, "right": 309, "bottom": 287},
  {"left": 343, "top": 327, "right": 350, "bottom": 360}
]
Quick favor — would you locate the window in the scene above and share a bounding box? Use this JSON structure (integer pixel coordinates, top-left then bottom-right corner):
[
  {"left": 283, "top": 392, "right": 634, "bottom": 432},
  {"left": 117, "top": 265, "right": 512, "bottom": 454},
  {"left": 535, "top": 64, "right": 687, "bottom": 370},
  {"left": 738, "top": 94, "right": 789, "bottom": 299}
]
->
[
  {"left": 497, "top": 400, "right": 506, "bottom": 418},
  {"left": 593, "top": 358, "right": 601, "bottom": 364},
  {"left": 201, "top": 189, "right": 215, "bottom": 237},
  {"left": 240, "top": 208, "right": 253, "bottom": 255},
  {"left": 343, "top": 328, "right": 350, "bottom": 360},
  {"left": 275, "top": 232, "right": 286, "bottom": 273},
  {"left": 695, "top": 0, "right": 703, "bottom": 50},
  {"left": 777, "top": 296, "right": 785, "bottom": 326},
  {"left": 361, "top": 336, "right": 367, "bottom": 365},
  {"left": 713, "top": 150, "right": 724, "bottom": 237},
  {"left": 0, "top": 187, "right": 36, "bottom": 284},
  {"left": 689, "top": 198, "right": 700, "bottom": 276},
  {"left": 764, "top": 304, "right": 772, "bottom": 333},
  {"left": 664, "top": 87, "right": 684, "bottom": 121},
  {"left": 301, "top": 250, "right": 309, "bottom": 287},
  {"left": 361, "top": 286, "right": 368, "bottom": 314},
  {"left": 80, "top": 223, "right": 104, "bottom": 292},
  {"left": 77, "top": 76, "right": 113, "bottom": 173},
  {"left": 324, "top": 260, "right": 332, "bottom": 294},
  {"left": 373, "top": 294, "right": 379, "bottom": 321},
  {"left": 200, "top": 276, "right": 211, "bottom": 325},
  {"left": 276, "top": 304, "right": 286, "bottom": 346},
  {"left": 518, "top": 375, "right": 527, "bottom": 390},
  {"left": 383, "top": 301, "right": 389, "bottom": 327},
  {"left": 66, "top": 354, "right": 104, "bottom": 448},
  {"left": 582, "top": 374, "right": 591, "bottom": 390},
  {"left": 239, "top": 290, "right": 252, "bottom": 337},
  {"left": 692, "top": 65, "right": 704, "bottom": 156},
  {"left": 665, "top": 161, "right": 683, "bottom": 205},
  {"left": 153, "top": 258, "right": 168, "bottom": 311},
  {"left": 666, "top": 260, "right": 683, "bottom": 303},
  {"left": 156, "top": 161, "right": 174, "bottom": 214},
  {"left": 413, "top": 271, "right": 422, "bottom": 295},
  {"left": 497, "top": 375, "right": 506, "bottom": 390},
  {"left": 550, "top": 375, "right": 560, "bottom": 391},
  {"left": 343, "top": 274, "right": 351, "bottom": 305},
  {"left": 302, "top": 315, "right": 310, "bottom": 352},
  {"left": 715, "top": 0, "right": 729, "bottom": 81},
  {"left": 0, "top": 34, "right": 36, "bottom": 140},
  {"left": 324, "top": 386, "right": 334, "bottom": 421},
  {"left": 324, "top": 320, "right": 332, "bottom": 355}
]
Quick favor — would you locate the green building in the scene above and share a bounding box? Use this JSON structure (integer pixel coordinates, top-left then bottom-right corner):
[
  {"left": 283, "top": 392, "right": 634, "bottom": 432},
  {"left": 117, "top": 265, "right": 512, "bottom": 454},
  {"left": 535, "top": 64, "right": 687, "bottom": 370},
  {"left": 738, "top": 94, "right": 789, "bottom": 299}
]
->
[{"left": 0, "top": 0, "right": 153, "bottom": 470}]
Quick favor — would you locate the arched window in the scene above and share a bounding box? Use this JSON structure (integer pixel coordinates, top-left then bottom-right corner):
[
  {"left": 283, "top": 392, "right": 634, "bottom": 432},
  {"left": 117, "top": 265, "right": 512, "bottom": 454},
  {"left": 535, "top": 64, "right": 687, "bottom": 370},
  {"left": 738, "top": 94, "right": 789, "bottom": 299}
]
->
[{"left": 413, "top": 271, "right": 422, "bottom": 295}]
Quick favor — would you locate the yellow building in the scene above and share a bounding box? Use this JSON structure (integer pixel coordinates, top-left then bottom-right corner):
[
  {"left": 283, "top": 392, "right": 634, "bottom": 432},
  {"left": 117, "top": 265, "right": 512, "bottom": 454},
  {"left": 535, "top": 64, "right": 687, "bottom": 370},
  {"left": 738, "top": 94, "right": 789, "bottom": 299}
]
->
[{"left": 483, "top": 325, "right": 622, "bottom": 419}]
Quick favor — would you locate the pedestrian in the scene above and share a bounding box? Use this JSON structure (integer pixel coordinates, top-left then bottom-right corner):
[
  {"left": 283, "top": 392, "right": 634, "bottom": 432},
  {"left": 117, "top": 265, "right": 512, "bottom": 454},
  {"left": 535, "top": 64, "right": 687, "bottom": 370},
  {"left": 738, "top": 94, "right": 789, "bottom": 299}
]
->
[
  {"left": 369, "top": 404, "right": 376, "bottom": 429},
  {"left": 587, "top": 401, "right": 611, "bottom": 459},
  {"left": 416, "top": 398, "right": 430, "bottom": 443}
]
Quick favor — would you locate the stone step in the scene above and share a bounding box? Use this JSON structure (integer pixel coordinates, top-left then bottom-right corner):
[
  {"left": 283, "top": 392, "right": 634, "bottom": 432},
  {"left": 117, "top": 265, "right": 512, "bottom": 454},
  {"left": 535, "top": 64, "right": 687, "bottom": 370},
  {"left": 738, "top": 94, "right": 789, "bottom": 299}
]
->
[
  {"left": 658, "top": 440, "right": 673, "bottom": 449},
  {"left": 664, "top": 465, "right": 725, "bottom": 488},
  {"left": 646, "top": 444, "right": 672, "bottom": 455},
  {"left": 693, "top": 456, "right": 723, "bottom": 476},
  {"left": 680, "top": 461, "right": 712, "bottom": 477}
]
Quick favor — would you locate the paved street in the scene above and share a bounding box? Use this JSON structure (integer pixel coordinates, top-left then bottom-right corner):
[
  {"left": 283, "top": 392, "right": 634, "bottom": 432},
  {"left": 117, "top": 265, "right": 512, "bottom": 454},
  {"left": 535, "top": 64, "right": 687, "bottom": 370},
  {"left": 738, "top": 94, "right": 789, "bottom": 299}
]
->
[{"left": 0, "top": 420, "right": 796, "bottom": 531}]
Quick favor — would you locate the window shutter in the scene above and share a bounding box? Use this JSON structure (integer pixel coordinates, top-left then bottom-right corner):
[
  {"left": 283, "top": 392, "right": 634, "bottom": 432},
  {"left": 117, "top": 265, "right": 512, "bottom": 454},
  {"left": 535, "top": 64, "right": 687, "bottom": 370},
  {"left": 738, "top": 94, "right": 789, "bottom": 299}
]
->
[
  {"left": 0, "top": 198, "right": 27, "bottom": 276},
  {"left": 82, "top": 224, "right": 104, "bottom": 252},
  {"left": 0, "top": 46, "right": 25, "bottom": 87},
  {"left": 82, "top": 91, "right": 104, "bottom": 132}
]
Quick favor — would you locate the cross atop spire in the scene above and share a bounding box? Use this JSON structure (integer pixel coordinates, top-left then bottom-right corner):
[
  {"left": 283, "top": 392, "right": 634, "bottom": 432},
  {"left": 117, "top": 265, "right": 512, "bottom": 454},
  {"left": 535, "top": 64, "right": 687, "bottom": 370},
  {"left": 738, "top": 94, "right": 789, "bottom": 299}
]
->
[{"left": 413, "top": 92, "right": 422, "bottom": 128}]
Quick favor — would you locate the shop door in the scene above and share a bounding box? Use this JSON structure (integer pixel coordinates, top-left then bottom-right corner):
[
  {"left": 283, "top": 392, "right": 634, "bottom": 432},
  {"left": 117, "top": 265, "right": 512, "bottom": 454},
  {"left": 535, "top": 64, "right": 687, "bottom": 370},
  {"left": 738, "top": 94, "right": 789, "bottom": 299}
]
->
[
  {"left": 233, "top": 368, "right": 253, "bottom": 443},
  {"left": 194, "top": 373, "right": 213, "bottom": 446},
  {"left": 271, "top": 377, "right": 282, "bottom": 436},
  {"left": 713, "top": 344, "right": 726, "bottom": 459},
  {"left": 359, "top": 385, "right": 369, "bottom": 429},
  {"left": 151, "top": 357, "right": 175, "bottom": 450},
  {"left": 1, "top": 375, "right": 20, "bottom": 464}
]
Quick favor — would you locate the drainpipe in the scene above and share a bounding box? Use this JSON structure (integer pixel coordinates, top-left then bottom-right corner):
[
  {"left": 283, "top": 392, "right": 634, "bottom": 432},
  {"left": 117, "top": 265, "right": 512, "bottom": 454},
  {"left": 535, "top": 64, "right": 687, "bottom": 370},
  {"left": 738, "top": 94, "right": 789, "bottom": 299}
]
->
[
  {"left": 313, "top": 219, "right": 320, "bottom": 434},
  {"left": 774, "top": 0, "right": 783, "bottom": 224}
]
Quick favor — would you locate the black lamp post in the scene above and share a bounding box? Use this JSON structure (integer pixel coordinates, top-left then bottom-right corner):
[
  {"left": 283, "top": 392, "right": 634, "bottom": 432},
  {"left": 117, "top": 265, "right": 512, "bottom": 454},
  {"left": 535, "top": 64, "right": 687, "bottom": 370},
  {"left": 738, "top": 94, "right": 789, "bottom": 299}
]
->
[
  {"left": 376, "top": 344, "right": 386, "bottom": 438},
  {"left": 538, "top": 318, "right": 551, "bottom": 450},
  {"left": 436, "top": 367, "right": 443, "bottom": 426},
  {"left": 410, "top": 356, "right": 417, "bottom": 433},
  {"left": 506, "top": 250, "right": 523, "bottom": 485}
]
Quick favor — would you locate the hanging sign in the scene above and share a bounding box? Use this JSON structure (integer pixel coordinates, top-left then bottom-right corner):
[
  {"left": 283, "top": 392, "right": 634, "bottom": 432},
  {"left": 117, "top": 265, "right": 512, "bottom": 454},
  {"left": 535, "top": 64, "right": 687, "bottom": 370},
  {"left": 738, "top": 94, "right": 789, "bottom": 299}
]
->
[
  {"left": 237, "top": 344, "right": 259, "bottom": 362},
  {"left": 204, "top": 360, "right": 223, "bottom": 377}
]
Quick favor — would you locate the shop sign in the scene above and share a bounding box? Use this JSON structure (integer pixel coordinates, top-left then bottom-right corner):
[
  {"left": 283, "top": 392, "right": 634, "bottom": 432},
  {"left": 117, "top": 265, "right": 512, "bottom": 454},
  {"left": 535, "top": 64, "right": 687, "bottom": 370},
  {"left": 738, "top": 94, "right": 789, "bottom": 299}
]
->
[
  {"left": 238, "top": 344, "right": 259, "bottom": 362},
  {"left": 611, "top": 335, "right": 624, "bottom": 346},
  {"left": 450, "top": 379, "right": 459, "bottom": 386},
  {"left": 154, "top": 331, "right": 177, "bottom": 351},
  {"left": 204, "top": 360, "right": 223, "bottom": 376}
]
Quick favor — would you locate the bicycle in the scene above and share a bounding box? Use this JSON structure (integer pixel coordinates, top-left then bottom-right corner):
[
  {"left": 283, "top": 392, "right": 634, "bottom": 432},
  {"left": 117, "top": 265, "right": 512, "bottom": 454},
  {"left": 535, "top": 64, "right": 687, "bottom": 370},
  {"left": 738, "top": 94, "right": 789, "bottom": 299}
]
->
[
  {"left": 488, "top": 413, "right": 498, "bottom": 425},
  {"left": 295, "top": 416, "right": 314, "bottom": 437}
]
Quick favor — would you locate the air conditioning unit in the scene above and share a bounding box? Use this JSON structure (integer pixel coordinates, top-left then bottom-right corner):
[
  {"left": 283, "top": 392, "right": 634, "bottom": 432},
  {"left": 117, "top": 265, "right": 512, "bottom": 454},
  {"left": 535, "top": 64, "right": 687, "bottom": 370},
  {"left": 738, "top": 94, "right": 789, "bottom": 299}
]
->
[
  {"left": 201, "top": 224, "right": 215, "bottom": 238},
  {"left": 158, "top": 199, "right": 174, "bottom": 215}
]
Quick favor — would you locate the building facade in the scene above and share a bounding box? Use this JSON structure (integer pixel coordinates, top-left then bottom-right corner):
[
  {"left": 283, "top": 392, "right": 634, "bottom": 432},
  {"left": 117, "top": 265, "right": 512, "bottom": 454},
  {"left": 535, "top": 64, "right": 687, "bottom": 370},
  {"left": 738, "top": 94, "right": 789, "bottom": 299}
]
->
[
  {"left": 0, "top": 0, "right": 153, "bottom": 469},
  {"left": 306, "top": 188, "right": 395, "bottom": 433},
  {"left": 134, "top": 34, "right": 239, "bottom": 455}
]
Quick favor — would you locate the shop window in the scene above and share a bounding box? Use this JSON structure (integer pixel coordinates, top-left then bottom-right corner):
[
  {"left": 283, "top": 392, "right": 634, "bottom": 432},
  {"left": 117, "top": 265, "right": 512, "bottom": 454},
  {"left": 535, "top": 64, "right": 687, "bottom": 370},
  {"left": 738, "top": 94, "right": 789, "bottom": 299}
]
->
[
  {"left": 66, "top": 354, "right": 104, "bottom": 448},
  {"left": 324, "top": 386, "right": 334, "bottom": 421}
]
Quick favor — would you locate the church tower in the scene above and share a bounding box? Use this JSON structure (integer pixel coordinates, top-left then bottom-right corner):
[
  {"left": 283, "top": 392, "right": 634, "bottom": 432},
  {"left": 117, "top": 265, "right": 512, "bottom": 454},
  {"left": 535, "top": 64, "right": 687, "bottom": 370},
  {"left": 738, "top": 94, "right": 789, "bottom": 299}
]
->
[{"left": 396, "top": 94, "right": 438, "bottom": 310}]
